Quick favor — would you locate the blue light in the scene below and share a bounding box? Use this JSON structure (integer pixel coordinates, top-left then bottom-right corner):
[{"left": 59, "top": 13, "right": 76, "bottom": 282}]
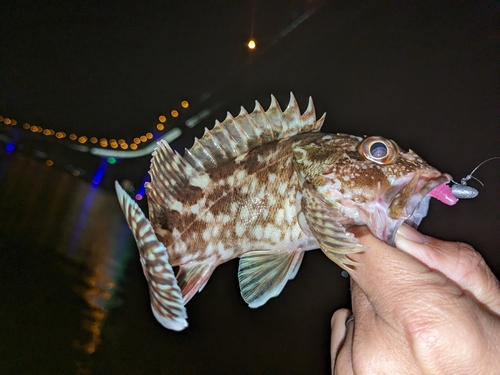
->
[
  {"left": 92, "top": 158, "right": 108, "bottom": 188},
  {"left": 5, "top": 143, "right": 15, "bottom": 155}
]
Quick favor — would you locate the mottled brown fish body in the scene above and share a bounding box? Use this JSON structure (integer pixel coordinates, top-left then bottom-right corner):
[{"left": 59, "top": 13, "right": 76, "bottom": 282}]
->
[{"left": 156, "top": 133, "right": 324, "bottom": 267}]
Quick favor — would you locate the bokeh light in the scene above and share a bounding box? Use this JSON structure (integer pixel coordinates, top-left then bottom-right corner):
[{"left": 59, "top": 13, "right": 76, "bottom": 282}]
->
[
  {"left": 1, "top": 96, "right": 190, "bottom": 153},
  {"left": 247, "top": 39, "right": 256, "bottom": 49}
]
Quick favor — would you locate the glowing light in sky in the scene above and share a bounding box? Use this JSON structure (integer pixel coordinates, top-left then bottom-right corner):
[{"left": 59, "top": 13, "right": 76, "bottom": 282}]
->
[
  {"left": 247, "top": 39, "right": 256, "bottom": 49},
  {"left": 171, "top": 110, "right": 179, "bottom": 118}
]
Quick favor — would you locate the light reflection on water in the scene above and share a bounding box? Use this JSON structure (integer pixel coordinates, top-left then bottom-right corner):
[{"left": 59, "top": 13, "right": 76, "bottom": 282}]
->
[{"left": 0, "top": 153, "right": 134, "bottom": 374}]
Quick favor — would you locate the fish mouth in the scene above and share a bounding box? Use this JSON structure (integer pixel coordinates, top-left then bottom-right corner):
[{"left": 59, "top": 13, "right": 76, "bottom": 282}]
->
[{"left": 386, "top": 172, "right": 452, "bottom": 245}]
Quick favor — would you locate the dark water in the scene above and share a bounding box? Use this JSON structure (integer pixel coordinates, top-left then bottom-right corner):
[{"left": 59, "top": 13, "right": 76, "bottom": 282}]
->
[{"left": 0, "top": 153, "right": 136, "bottom": 374}]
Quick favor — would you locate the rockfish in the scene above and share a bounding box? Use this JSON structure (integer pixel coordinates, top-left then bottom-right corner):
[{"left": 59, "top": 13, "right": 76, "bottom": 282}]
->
[{"left": 115, "top": 93, "right": 453, "bottom": 330}]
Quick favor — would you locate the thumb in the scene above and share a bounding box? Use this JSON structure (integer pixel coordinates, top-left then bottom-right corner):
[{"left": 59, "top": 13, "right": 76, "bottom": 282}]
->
[{"left": 395, "top": 224, "right": 500, "bottom": 316}]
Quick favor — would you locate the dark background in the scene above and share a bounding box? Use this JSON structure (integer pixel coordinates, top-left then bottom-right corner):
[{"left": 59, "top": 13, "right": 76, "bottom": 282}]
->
[{"left": 0, "top": 1, "right": 499, "bottom": 374}]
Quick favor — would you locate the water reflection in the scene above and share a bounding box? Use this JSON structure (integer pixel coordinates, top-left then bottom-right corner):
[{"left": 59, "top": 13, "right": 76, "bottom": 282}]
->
[{"left": 0, "top": 153, "right": 134, "bottom": 374}]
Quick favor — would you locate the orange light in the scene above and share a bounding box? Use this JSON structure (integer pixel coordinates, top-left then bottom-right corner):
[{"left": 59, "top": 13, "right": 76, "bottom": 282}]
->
[
  {"left": 55, "top": 132, "right": 66, "bottom": 139},
  {"left": 43, "top": 129, "right": 51, "bottom": 135},
  {"left": 181, "top": 100, "right": 189, "bottom": 109},
  {"left": 31, "top": 125, "right": 38, "bottom": 132},
  {"left": 158, "top": 115, "right": 166, "bottom": 123},
  {"left": 120, "top": 143, "right": 128, "bottom": 150},
  {"left": 90, "top": 137, "right": 98, "bottom": 144},
  {"left": 23, "top": 123, "right": 30, "bottom": 129},
  {"left": 140, "top": 135, "right": 147, "bottom": 142},
  {"left": 171, "top": 110, "right": 179, "bottom": 118},
  {"left": 133, "top": 137, "right": 141, "bottom": 144},
  {"left": 78, "top": 136, "right": 87, "bottom": 144},
  {"left": 69, "top": 134, "right": 77, "bottom": 140},
  {"left": 100, "top": 140, "right": 108, "bottom": 147},
  {"left": 11, "top": 119, "right": 17, "bottom": 126},
  {"left": 118, "top": 139, "right": 125, "bottom": 145},
  {"left": 110, "top": 139, "right": 116, "bottom": 144},
  {"left": 247, "top": 39, "right": 256, "bottom": 49},
  {"left": 46, "top": 160, "right": 54, "bottom": 167},
  {"left": 111, "top": 143, "right": 118, "bottom": 149},
  {"left": 156, "top": 123, "right": 164, "bottom": 131},
  {"left": 146, "top": 132, "right": 153, "bottom": 139},
  {"left": 0, "top": 116, "right": 4, "bottom": 122},
  {"left": 130, "top": 143, "right": 138, "bottom": 150},
  {"left": 4, "top": 118, "right": 11, "bottom": 125},
  {"left": 37, "top": 127, "right": 43, "bottom": 133}
]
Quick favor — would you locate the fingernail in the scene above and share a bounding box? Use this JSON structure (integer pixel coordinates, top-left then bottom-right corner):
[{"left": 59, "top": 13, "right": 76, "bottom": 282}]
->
[{"left": 396, "top": 224, "right": 428, "bottom": 244}]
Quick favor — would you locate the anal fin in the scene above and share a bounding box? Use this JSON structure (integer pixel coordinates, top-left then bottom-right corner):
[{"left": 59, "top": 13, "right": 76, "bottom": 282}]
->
[
  {"left": 115, "top": 181, "right": 188, "bottom": 331},
  {"left": 176, "top": 263, "right": 215, "bottom": 304},
  {"left": 238, "top": 250, "right": 304, "bottom": 308}
]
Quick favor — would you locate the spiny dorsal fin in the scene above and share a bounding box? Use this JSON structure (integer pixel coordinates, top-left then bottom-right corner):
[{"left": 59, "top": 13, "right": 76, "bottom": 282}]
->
[
  {"left": 147, "top": 93, "right": 325, "bottom": 222},
  {"left": 183, "top": 92, "right": 325, "bottom": 172}
]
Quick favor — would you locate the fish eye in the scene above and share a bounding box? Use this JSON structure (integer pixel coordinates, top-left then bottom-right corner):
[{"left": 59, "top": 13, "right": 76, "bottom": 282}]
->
[
  {"left": 370, "top": 142, "right": 387, "bottom": 159},
  {"left": 359, "top": 136, "right": 398, "bottom": 164}
]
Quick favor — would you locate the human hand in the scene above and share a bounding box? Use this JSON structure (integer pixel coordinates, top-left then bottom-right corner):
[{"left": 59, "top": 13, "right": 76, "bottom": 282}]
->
[{"left": 331, "top": 224, "right": 500, "bottom": 374}]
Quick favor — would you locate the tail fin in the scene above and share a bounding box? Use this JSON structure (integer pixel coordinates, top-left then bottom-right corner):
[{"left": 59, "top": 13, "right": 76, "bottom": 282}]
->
[{"left": 115, "top": 181, "right": 188, "bottom": 331}]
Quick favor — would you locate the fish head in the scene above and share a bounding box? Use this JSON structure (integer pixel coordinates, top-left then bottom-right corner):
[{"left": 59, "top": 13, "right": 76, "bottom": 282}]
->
[{"left": 294, "top": 133, "right": 452, "bottom": 243}]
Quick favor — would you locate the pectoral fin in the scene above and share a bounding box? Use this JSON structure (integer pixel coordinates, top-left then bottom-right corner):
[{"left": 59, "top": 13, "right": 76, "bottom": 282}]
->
[
  {"left": 115, "top": 181, "right": 188, "bottom": 331},
  {"left": 301, "top": 185, "right": 364, "bottom": 271},
  {"left": 238, "top": 250, "right": 304, "bottom": 308}
]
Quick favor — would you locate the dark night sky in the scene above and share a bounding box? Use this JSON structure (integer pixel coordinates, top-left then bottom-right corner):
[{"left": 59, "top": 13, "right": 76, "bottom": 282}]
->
[{"left": 1, "top": 1, "right": 315, "bottom": 140}]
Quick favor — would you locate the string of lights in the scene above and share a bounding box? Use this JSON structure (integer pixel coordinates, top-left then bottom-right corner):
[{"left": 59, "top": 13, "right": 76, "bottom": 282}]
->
[{"left": 0, "top": 100, "right": 189, "bottom": 151}]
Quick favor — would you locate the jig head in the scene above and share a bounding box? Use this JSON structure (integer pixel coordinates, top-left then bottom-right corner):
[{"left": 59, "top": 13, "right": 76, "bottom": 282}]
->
[{"left": 450, "top": 156, "right": 500, "bottom": 199}]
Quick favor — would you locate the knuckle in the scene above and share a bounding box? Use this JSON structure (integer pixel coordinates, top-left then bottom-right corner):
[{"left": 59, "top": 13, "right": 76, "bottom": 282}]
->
[{"left": 455, "top": 241, "right": 486, "bottom": 274}]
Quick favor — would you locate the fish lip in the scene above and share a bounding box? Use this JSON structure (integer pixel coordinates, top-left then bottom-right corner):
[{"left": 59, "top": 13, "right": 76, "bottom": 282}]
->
[
  {"left": 387, "top": 173, "right": 452, "bottom": 245},
  {"left": 414, "top": 173, "right": 453, "bottom": 198}
]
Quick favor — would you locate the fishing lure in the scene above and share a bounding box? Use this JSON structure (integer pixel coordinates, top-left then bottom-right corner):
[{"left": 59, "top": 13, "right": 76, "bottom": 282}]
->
[
  {"left": 450, "top": 156, "right": 500, "bottom": 199},
  {"left": 426, "top": 156, "right": 499, "bottom": 205}
]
